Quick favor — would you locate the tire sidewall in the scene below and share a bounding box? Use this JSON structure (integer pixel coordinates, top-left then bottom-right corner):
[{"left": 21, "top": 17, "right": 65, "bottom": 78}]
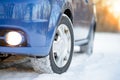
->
[
  {"left": 87, "top": 20, "right": 96, "bottom": 55},
  {"left": 49, "top": 14, "right": 74, "bottom": 74}
]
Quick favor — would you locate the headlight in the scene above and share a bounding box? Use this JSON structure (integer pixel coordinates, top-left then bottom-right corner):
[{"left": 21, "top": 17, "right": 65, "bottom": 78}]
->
[{"left": 5, "top": 31, "right": 23, "bottom": 46}]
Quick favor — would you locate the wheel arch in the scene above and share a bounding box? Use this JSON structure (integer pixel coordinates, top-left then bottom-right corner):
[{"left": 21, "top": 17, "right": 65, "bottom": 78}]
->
[
  {"left": 46, "top": 2, "right": 73, "bottom": 56},
  {"left": 64, "top": 9, "right": 73, "bottom": 23}
]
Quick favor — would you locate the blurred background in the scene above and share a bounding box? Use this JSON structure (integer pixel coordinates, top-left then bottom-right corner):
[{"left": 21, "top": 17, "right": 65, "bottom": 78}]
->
[{"left": 96, "top": 0, "right": 120, "bottom": 32}]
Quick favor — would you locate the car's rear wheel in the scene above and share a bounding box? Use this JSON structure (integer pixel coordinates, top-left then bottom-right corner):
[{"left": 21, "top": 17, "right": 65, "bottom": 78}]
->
[
  {"left": 80, "top": 21, "right": 96, "bottom": 55},
  {"left": 30, "top": 14, "right": 74, "bottom": 74}
]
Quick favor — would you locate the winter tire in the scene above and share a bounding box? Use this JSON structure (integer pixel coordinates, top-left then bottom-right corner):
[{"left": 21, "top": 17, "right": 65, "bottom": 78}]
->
[
  {"left": 30, "top": 14, "right": 74, "bottom": 74},
  {"left": 80, "top": 21, "right": 96, "bottom": 55}
]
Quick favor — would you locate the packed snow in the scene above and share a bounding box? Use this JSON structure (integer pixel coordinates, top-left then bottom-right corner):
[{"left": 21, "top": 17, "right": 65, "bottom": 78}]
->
[{"left": 0, "top": 32, "right": 120, "bottom": 80}]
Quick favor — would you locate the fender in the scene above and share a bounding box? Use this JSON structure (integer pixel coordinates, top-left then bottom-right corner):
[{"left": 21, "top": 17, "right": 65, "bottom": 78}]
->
[{"left": 46, "top": 0, "right": 73, "bottom": 54}]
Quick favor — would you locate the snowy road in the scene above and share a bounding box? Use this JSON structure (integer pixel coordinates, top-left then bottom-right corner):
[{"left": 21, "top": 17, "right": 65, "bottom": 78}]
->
[{"left": 0, "top": 33, "right": 120, "bottom": 80}]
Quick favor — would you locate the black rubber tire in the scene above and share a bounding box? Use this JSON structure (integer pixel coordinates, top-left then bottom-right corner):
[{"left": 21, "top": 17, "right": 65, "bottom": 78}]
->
[
  {"left": 49, "top": 14, "right": 74, "bottom": 74},
  {"left": 79, "top": 21, "right": 96, "bottom": 55},
  {"left": 30, "top": 14, "right": 74, "bottom": 74}
]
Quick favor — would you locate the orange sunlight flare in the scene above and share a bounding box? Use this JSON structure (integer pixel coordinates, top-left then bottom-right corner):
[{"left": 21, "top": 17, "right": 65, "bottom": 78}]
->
[
  {"left": 107, "top": 1, "right": 120, "bottom": 18},
  {"left": 103, "top": 0, "right": 120, "bottom": 30}
]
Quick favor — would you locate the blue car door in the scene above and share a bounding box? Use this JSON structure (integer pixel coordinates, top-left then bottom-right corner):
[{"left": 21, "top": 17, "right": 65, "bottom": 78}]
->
[{"left": 73, "top": 0, "right": 93, "bottom": 40}]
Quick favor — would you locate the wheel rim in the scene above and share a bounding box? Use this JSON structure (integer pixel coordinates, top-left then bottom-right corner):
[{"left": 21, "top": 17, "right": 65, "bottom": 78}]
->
[{"left": 53, "top": 24, "right": 71, "bottom": 68}]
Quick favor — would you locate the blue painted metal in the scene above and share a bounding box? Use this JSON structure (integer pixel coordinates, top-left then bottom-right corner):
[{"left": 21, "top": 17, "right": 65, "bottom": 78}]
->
[
  {"left": 0, "top": 0, "right": 94, "bottom": 56},
  {"left": 0, "top": 0, "right": 65, "bottom": 56}
]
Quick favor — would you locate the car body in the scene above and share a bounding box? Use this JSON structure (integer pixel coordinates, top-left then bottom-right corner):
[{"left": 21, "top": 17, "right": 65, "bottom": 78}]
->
[{"left": 0, "top": 0, "right": 96, "bottom": 73}]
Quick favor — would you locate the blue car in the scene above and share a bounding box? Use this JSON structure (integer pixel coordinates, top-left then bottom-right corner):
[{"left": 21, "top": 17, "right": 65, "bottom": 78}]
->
[{"left": 0, "top": 0, "right": 96, "bottom": 74}]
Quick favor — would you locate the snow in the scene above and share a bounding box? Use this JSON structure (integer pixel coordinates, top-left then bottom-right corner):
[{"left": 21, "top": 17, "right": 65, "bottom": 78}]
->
[{"left": 0, "top": 32, "right": 120, "bottom": 80}]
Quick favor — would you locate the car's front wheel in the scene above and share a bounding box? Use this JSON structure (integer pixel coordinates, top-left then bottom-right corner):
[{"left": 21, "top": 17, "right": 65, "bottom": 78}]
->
[{"left": 30, "top": 14, "right": 74, "bottom": 74}]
